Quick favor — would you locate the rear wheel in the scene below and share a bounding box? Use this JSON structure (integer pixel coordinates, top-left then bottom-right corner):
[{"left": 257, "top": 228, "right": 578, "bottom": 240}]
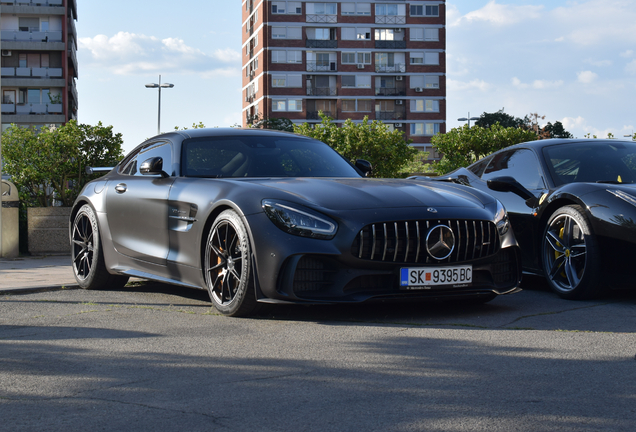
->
[
  {"left": 204, "top": 210, "right": 258, "bottom": 317},
  {"left": 541, "top": 205, "right": 603, "bottom": 299},
  {"left": 71, "top": 204, "right": 129, "bottom": 290}
]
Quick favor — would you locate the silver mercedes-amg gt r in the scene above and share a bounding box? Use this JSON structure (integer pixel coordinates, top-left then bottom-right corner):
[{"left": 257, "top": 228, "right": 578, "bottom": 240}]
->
[{"left": 70, "top": 128, "right": 521, "bottom": 316}]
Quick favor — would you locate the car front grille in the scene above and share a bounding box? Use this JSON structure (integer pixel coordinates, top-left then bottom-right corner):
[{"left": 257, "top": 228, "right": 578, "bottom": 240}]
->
[
  {"left": 292, "top": 256, "right": 336, "bottom": 293},
  {"left": 352, "top": 219, "right": 499, "bottom": 264}
]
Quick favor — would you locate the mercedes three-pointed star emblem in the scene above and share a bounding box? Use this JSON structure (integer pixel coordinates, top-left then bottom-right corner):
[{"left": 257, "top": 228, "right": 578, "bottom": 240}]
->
[{"left": 426, "top": 225, "right": 455, "bottom": 260}]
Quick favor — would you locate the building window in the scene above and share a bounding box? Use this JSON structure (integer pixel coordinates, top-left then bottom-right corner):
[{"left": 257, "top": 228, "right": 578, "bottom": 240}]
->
[
  {"left": 342, "top": 99, "right": 372, "bottom": 112},
  {"left": 410, "top": 75, "right": 440, "bottom": 89},
  {"left": 272, "top": 27, "right": 302, "bottom": 39},
  {"left": 411, "top": 99, "right": 440, "bottom": 113},
  {"left": 272, "top": 50, "right": 302, "bottom": 63},
  {"left": 341, "top": 2, "right": 371, "bottom": 15},
  {"left": 272, "top": 74, "right": 302, "bottom": 88},
  {"left": 342, "top": 27, "right": 371, "bottom": 41},
  {"left": 287, "top": 51, "right": 302, "bottom": 63},
  {"left": 410, "top": 5, "right": 439, "bottom": 17},
  {"left": 375, "top": 4, "right": 399, "bottom": 16},
  {"left": 375, "top": 29, "right": 397, "bottom": 41},
  {"left": 272, "top": 99, "right": 287, "bottom": 111},
  {"left": 272, "top": 75, "right": 286, "bottom": 87},
  {"left": 341, "top": 52, "right": 371, "bottom": 64},
  {"left": 288, "top": 99, "right": 302, "bottom": 111},
  {"left": 410, "top": 28, "right": 439, "bottom": 42},
  {"left": 272, "top": 2, "right": 302, "bottom": 14},
  {"left": 410, "top": 123, "right": 440, "bottom": 136},
  {"left": 308, "top": 3, "right": 337, "bottom": 15},
  {"left": 410, "top": 52, "right": 439, "bottom": 65},
  {"left": 272, "top": 99, "right": 302, "bottom": 112}
]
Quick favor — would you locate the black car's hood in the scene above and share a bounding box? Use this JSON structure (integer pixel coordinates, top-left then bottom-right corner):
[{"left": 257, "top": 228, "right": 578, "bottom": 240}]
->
[{"left": 238, "top": 178, "right": 494, "bottom": 211}]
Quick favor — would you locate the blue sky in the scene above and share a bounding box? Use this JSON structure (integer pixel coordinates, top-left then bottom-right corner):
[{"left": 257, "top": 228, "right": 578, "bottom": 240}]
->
[{"left": 77, "top": 0, "right": 636, "bottom": 152}]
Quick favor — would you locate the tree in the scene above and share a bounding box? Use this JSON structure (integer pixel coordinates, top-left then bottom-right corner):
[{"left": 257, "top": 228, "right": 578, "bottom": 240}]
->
[
  {"left": 541, "top": 121, "right": 573, "bottom": 139},
  {"left": 174, "top": 122, "right": 207, "bottom": 130},
  {"left": 2, "top": 121, "right": 124, "bottom": 207},
  {"left": 431, "top": 123, "right": 538, "bottom": 174},
  {"left": 248, "top": 114, "right": 295, "bottom": 132},
  {"left": 293, "top": 113, "right": 417, "bottom": 178},
  {"left": 475, "top": 108, "right": 524, "bottom": 129}
]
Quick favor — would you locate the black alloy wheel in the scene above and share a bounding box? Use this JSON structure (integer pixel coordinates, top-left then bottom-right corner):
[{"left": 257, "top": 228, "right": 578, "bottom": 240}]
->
[
  {"left": 204, "top": 210, "right": 257, "bottom": 316},
  {"left": 71, "top": 204, "right": 128, "bottom": 290},
  {"left": 541, "top": 205, "right": 602, "bottom": 299}
]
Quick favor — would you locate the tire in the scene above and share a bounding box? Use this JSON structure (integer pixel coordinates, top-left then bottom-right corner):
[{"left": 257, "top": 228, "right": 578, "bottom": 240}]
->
[
  {"left": 541, "top": 205, "right": 603, "bottom": 299},
  {"left": 204, "top": 210, "right": 258, "bottom": 317},
  {"left": 71, "top": 204, "right": 129, "bottom": 290}
]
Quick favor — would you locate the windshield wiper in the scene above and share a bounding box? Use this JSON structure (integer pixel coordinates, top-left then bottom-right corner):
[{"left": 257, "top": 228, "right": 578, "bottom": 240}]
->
[{"left": 596, "top": 180, "right": 633, "bottom": 184}]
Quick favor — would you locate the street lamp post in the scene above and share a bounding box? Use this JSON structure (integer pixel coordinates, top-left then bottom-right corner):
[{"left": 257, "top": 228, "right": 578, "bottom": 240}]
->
[
  {"left": 145, "top": 75, "right": 174, "bottom": 135},
  {"left": 458, "top": 112, "right": 480, "bottom": 128}
]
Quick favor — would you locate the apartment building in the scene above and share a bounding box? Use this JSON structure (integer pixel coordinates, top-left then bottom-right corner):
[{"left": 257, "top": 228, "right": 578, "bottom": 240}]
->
[
  {"left": 0, "top": 0, "right": 78, "bottom": 131},
  {"left": 242, "top": 0, "right": 445, "bottom": 157}
]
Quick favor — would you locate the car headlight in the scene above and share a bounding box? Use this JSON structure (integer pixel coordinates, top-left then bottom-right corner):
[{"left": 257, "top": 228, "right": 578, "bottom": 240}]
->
[
  {"left": 494, "top": 200, "right": 510, "bottom": 236},
  {"left": 262, "top": 200, "right": 338, "bottom": 240}
]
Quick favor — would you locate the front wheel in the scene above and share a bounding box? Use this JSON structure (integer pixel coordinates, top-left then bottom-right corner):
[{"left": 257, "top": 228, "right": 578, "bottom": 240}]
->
[
  {"left": 204, "top": 210, "right": 258, "bottom": 317},
  {"left": 71, "top": 204, "right": 129, "bottom": 290},
  {"left": 541, "top": 205, "right": 603, "bottom": 299}
]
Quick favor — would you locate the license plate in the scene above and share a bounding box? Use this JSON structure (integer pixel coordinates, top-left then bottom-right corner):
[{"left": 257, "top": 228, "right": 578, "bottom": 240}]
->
[{"left": 400, "top": 265, "right": 472, "bottom": 289}]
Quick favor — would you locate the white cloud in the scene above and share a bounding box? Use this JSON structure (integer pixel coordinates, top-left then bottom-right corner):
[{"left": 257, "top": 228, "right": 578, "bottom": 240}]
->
[
  {"left": 626, "top": 60, "right": 636, "bottom": 75},
  {"left": 620, "top": 50, "right": 634, "bottom": 58},
  {"left": 447, "top": 78, "right": 491, "bottom": 92},
  {"left": 584, "top": 58, "right": 612, "bottom": 67},
  {"left": 512, "top": 78, "right": 563, "bottom": 89},
  {"left": 451, "top": 0, "right": 543, "bottom": 26},
  {"left": 577, "top": 71, "right": 598, "bottom": 84},
  {"left": 79, "top": 31, "right": 240, "bottom": 76},
  {"left": 551, "top": 0, "right": 636, "bottom": 46}
]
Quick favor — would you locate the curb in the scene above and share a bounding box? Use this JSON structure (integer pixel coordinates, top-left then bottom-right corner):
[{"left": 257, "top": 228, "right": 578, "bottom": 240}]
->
[{"left": 1, "top": 285, "right": 80, "bottom": 296}]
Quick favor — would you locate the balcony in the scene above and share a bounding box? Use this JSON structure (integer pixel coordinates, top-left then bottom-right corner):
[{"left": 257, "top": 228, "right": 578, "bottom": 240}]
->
[
  {"left": 375, "top": 40, "right": 406, "bottom": 49},
  {"left": 375, "top": 88, "right": 406, "bottom": 96},
  {"left": 376, "top": 111, "right": 405, "bottom": 121},
  {"left": 307, "top": 111, "right": 332, "bottom": 120},
  {"left": 1, "top": 30, "right": 63, "bottom": 42},
  {"left": 307, "top": 88, "right": 337, "bottom": 96},
  {"left": 375, "top": 64, "right": 406, "bottom": 73},
  {"left": 306, "top": 61, "right": 337, "bottom": 72},
  {"left": 67, "top": 16, "right": 77, "bottom": 45},
  {"left": 2, "top": 103, "right": 63, "bottom": 115},
  {"left": 375, "top": 16, "right": 407, "bottom": 25},
  {"left": 2, "top": 67, "right": 63, "bottom": 78},
  {"left": 306, "top": 15, "right": 337, "bottom": 24},
  {"left": 68, "top": 43, "right": 79, "bottom": 77},
  {"left": 306, "top": 39, "right": 338, "bottom": 49}
]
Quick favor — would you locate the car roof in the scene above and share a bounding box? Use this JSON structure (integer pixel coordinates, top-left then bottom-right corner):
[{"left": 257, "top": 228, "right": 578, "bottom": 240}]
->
[
  {"left": 506, "top": 138, "right": 635, "bottom": 152},
  {"left": 154, "top": 127, "right": 307, "bottom": 142}
]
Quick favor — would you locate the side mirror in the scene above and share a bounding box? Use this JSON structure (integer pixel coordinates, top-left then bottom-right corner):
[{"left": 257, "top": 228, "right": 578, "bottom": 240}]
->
[
  {"left": 140, "top": 157, "right": 169, "bottom": 178},
  {"left": 355, "top": 159, "right": 373, "bottom": 177},
  {"left": 487, "top": 176, "right": 539, "bottom": 208}
]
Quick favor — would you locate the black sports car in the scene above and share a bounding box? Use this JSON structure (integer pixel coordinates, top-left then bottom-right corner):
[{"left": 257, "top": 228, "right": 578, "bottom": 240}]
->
[
  {"left": 415, "top": 138, "right": 636, "bottom": 299},
  {"left": 70, "top": 128, "right": 521, "bottom": 316}
]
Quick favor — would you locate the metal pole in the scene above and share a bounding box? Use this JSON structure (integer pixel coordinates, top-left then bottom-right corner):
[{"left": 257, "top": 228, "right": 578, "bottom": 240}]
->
[
  {"left": 0, "top": 62, "right": 3, "bottom": 258},
  {"left": 157, "top": 75, "right": 162, "bottom": 135}
]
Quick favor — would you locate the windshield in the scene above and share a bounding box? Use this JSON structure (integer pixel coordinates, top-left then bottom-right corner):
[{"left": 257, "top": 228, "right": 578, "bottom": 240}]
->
[
  {"left": 543, "top": 142, "right": 636, "bottom": 186},
  {"left": 181, "top": 135, "right": 361, "bottom": 178}
]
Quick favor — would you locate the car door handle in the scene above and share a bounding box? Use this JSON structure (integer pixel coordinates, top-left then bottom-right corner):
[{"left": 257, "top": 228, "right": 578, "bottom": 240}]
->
[{"left": 115, "top": 183, "right": 127, "bottom": 193}]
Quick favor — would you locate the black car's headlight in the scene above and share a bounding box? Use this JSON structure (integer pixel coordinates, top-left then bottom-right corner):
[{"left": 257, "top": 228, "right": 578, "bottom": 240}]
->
[
  {"left": 494, "top": 200, "right": 510, "bottom": 236},
  {"left": 262, "top": 200, "right": 338, "bottom": 240}
]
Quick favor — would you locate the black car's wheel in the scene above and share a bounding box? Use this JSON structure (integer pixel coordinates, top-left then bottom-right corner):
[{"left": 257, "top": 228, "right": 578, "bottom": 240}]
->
[
  {"left": 541, "top": 205, "right": 603, "bottom": 299},
  {"left": 204, "top": 210, "right": 258, "bottom": 317},
  {"left": 71, "top": 204, "right": 129, "bottom": 290}
]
